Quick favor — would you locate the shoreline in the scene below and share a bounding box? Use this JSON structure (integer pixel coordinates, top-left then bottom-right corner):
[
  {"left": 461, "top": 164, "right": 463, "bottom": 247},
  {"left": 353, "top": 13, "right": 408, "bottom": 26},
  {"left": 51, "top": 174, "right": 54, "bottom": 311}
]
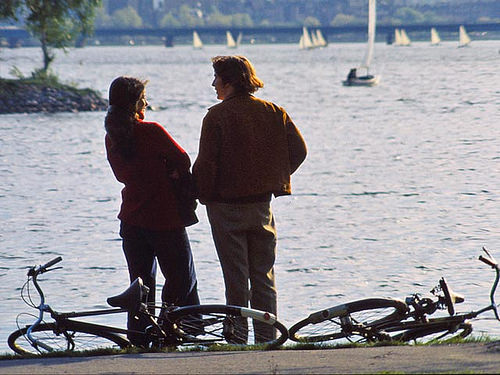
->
[
  {"left": 1, "top": 342, "right": 500, "bottom": 374},
  {"left": 0, "top": 79, "right": 107, "bottom": 114}
]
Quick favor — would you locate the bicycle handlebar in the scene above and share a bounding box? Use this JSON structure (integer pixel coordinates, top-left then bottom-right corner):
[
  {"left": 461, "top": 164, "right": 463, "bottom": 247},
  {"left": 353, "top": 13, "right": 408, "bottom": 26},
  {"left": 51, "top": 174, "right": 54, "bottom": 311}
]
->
[
  {"left": 479, "top": 255, "right": 498, "bottom": 269},
  {"left": 24, "top": 256, "right": 62, "bottom": 353},
  {"left": 42, "top": 256, "right": 63, "bottom": 270},
  {"left": 28, "top": 256, "right": 62, "bottom": 277}
]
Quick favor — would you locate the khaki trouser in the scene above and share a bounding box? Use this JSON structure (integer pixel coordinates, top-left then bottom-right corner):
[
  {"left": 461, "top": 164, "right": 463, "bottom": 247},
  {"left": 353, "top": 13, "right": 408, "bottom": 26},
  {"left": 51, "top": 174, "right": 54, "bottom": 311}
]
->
[{"left": 206, "top": 201, "right": 277, "bottom": 342}]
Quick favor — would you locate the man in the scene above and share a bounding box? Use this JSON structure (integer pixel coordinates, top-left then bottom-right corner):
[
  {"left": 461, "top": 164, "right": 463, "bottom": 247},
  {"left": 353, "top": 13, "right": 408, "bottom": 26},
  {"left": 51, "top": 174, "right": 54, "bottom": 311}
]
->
[{"left": 193, "top": 55, "right": 307, "bottom": 342}]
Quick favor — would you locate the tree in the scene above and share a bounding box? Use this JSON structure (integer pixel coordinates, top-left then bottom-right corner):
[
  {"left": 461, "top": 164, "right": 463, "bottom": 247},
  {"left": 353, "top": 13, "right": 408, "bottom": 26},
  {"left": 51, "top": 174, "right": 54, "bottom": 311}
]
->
[
  {"left": 94, "top": 4, "right": 112, "bottom": 28},
  {"left": 1, "top": 1, "right": 101, "bottom": 77},
  {"left": 159, "top": 12, "right": 181, "bottom": 28},
  {"left": 206, "top": 8, "right": 232, "bottom": 27},
  {"left": 394, "top": 7, "right": 426, "bottom": 24},
  {"left": 303, "top": 16, "right": 321, "bottom": 27},
  {"left": 111, "top": 6, "right": 143, "bottom": 28},
  {"left": 232, "top": 13, "right": 253, "bottom": 27},
  {"left": 178, "top": 5, "right": 204, "bottom": 27},
  {"left": 330, "top": 14, "right": 359, "bottom": 26}
]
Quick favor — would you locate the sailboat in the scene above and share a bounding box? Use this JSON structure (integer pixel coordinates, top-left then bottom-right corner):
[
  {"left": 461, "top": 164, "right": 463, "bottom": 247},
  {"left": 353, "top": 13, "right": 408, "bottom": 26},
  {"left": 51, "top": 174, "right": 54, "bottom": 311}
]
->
[
  {"left": 226, "top": 31, "right": 237, "bottom": 48},
  {"left": 395, "top": 28, "right": 411, "bottom": 46},
  {"left": 315, "top": 29, "right": 328, "bottom": 47},
  {"left": 430, "top": 27, "right": 441, "bottom": 45},
  {"left": 311, "top": 31, "right": 319, "bottom": 47},
  {"left": 193, "top": 31, "right": 203, "bottom": 49},
  {"left": 394, "top": 28, "right": 402, "bottom": 45},
  {"left": 299, "top": 26, "right": 314, "bottom": 50},
  {"left": 343, "top": 0, "right": 380, "bottom": 86},
  {"left": 458, "top": 25, "right": 471, "bottom": 47},
  {"left": 400, "top": 29, "right": 411, "bottom": 45}
]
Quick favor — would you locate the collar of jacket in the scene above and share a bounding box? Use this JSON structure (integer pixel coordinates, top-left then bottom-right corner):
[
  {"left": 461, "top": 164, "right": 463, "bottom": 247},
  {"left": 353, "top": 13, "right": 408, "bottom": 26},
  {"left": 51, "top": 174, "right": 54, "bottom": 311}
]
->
[{"left": 209, "top": 93, "right": 252, "bottom": 110}]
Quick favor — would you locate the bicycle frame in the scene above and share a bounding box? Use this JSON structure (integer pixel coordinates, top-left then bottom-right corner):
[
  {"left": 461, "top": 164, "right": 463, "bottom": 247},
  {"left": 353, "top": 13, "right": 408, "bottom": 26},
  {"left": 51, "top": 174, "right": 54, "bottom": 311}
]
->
[
  {"left": 22, "top": 257, "right": 165, "bottom": 352},
  {"left": 11, "top": 257, "right": 289, "bottom": 355},
  {"left": 288, "top": 247, "right": 500, "bottom": 345},
  {"left": 380, "top": 247, "right": 500, "bottom": 337}
]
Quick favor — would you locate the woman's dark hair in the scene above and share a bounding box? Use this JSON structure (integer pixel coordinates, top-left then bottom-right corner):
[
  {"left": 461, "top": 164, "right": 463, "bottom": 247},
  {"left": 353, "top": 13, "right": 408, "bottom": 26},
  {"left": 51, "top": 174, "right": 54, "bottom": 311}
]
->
[
  {"left": 104, "top": 76, "right": 147, "bottom": 159},
  {"left": 211, "top": 55, "right": 264, "bottom": 94}
]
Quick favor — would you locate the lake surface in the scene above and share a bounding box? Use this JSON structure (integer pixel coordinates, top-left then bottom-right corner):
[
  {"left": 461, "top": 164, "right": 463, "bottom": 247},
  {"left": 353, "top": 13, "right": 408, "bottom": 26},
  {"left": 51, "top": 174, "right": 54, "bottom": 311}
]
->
[{"left": 1, "top": 41, "right": 500, "bottom": 353}]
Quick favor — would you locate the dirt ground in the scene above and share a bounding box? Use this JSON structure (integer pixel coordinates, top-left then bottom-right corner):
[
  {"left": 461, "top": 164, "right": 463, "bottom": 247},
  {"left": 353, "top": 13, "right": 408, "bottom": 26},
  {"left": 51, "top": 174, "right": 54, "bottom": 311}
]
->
[{"left": 1, "top": 342, "right": 500, "bottom": 374}]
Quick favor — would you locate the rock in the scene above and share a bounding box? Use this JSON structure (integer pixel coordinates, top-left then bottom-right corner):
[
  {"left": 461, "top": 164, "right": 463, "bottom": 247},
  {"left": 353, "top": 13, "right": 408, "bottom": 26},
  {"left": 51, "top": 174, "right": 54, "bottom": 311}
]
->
[{"left": 0, "top": 79, "right": 108, "bottom": 114}]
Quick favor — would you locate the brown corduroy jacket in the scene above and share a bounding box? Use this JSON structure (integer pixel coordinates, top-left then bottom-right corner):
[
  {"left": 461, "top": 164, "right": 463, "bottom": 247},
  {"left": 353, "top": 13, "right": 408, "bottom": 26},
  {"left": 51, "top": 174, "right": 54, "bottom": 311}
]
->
[{"left": 193, "top": 94, "right": 307, "bottom": 204}]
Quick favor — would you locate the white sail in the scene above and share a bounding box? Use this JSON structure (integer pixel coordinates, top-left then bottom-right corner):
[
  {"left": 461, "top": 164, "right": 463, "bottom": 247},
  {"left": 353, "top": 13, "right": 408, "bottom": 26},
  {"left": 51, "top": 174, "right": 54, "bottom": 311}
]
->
[
  {"left": 299, "top": 35, "right": 304, "bottom": 49},
  {"left": 315, "top": 29, "right": 327, "bottom": 47},
  {"left": 430, "top": 27, "right": 441, "bottom": 45},
  {"left": 360, "top": 0, "right": 376, "bottom": 69},
  {"left": 193, "top": 31, "right": 203, "bottom": 49},
  {"left": 394, "top": 28, "right": 401, "bottom": 45},
  {"left": 236, "top": 32, "right": 243, "bottom": 46},
  {"left": 400, "top": 29, "right": 411, "bottom": 46},
  {"left": 300, "top": 26, "right": 314, "bottom": 49},
  {"left": 459, "top": 25, "right": 471, "bottom": 47},
  {"left": 343, "top": 0, "right": 379, "bottom": 87},
  {"left": 226, "top": 31, "right": 237, "bottom": 48},
  {"left": 311, "top": 31, "right": 319, "bottom": 47}
]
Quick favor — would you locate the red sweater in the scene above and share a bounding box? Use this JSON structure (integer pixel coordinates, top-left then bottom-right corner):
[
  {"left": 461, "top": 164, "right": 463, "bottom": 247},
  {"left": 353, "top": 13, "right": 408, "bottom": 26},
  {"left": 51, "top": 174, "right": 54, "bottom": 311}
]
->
[{"left": 105, "top": 120, "right": 190, "bottom": 230}]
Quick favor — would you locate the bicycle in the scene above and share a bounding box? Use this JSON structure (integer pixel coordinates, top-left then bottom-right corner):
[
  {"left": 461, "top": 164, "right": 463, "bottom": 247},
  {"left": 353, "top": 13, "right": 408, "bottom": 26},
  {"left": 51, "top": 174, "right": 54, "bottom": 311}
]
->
[
  {"left": 8, "top": 257, "right": 288, "bottom": 355},
  {"left": 289, "top": 247, "right": 500, "bottom": 345}
]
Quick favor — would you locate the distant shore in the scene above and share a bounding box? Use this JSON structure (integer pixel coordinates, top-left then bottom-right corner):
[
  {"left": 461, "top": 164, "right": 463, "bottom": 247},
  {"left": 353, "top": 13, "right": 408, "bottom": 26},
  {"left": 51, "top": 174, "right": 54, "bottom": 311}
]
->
[{"left": 0, "top": 79, "right": 107, "bottom": 114}]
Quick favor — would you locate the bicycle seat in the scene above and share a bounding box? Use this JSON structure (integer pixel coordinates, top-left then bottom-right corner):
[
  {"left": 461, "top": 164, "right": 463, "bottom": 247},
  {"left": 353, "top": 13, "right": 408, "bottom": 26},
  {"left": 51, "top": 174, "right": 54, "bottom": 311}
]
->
[
  {"left": 440, "top": 277, "right": 464, "bottom": 316},
  {"left": 107, "top": 277, "right": 150, "bottom": 313}
]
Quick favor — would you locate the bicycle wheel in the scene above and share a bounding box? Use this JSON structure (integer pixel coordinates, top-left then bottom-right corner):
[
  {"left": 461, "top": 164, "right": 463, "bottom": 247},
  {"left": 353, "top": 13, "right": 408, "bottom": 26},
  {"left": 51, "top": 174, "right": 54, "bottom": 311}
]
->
[
  {"left": 164, "top": 304, "right": 288, "bottom": 348},
  {"left": 394, "top": 321, "right": 473, "bottom": 344},
  {"left": 289, "top": 298, "right": 407, "bottom": 343},
  {"left": 8, "top": 323, "right": 130, "bottom": 355}
]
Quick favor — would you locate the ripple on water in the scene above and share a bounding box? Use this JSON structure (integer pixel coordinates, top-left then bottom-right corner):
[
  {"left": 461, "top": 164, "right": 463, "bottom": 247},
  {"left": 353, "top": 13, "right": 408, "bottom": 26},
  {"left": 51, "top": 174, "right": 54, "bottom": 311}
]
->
[{"left": 1, "top": 42, "right": 500, "bottom": 352}]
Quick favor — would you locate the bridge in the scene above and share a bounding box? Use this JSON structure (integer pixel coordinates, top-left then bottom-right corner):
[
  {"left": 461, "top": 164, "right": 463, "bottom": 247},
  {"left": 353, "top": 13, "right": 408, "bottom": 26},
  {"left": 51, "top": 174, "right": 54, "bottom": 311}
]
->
[{"left": 1, "top": 22, "right": 499, "bottom": 48}]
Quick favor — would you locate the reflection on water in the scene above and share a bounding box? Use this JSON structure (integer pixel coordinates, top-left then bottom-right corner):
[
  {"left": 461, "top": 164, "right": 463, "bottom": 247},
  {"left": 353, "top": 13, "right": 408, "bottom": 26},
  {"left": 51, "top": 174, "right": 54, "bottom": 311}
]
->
[{"left": 1, "top": 42, "right": 500, "bottom": 352}]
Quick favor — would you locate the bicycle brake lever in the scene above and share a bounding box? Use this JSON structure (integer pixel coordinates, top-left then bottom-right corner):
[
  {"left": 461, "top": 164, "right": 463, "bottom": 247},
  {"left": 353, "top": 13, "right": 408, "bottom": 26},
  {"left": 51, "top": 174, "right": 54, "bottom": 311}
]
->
[
  {"left": 478, "top": 247, "right": 497, "bottom": 267},
  {"left": 483, "top": 247, "right": 497, "bottom": 262}
]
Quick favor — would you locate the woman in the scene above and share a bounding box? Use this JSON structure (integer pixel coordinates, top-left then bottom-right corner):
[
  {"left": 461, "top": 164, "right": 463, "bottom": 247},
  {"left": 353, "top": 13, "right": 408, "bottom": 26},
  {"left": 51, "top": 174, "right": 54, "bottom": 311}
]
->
[{"left": 104, "top": 76, "right": 200, "bottom": 345}]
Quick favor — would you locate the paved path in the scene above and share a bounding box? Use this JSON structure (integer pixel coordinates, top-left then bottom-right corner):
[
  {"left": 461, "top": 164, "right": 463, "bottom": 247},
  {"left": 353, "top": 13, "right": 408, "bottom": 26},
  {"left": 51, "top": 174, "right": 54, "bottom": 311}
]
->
[{"left": 1, "top": 342, "right": 500, "bottom": 374}]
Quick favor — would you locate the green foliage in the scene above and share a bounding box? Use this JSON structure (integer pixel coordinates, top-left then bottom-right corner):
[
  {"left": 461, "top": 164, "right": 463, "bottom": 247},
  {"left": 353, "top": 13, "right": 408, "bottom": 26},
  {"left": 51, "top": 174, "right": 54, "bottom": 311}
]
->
[
  {"left": 394, "top": 7, "right": 426, "bottom": 24},
  {"left": 159, "top": 12, "right": 181, "bottom": 28},
  {"left": 30, "top": 68, "right": 60, "bottom": 85},
  {"left": 178, "top": 4, "right": 204, "bottom": 27},
  {"left": 330, "top": 13, "right": 359, "bottom": 26},
  {"left": 1, "top": 0, "right": 101, "bottom": 77},
  {"left": 232, "top": 13, "right": 253, "bottom": 27},
  {"left": 303, "top": 16, "right": 321, "bottom": 27},
  {"left": 0, "top": 0, "right": 22, "bottom": 20},
  {"left": 206, "top": 9, "right": 232, "bottom": 27},
  {"left": 111, "top": 6, "right": 143, "bottom": 28},
  {"left": 157, "top": 5, "right": 254, "bottom": 28},
  {"left": 9, "top": 65, "right": 25, "bottom": 79},
  {"left": 94, "top": 4, "right": 111, "bottom": 28}
]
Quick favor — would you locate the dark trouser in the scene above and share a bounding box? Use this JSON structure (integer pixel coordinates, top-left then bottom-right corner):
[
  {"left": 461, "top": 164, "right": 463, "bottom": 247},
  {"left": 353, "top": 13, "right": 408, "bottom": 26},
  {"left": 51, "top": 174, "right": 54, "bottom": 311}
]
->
[{"left": 120, "top": 222, "right": 200, "bottom": 345}]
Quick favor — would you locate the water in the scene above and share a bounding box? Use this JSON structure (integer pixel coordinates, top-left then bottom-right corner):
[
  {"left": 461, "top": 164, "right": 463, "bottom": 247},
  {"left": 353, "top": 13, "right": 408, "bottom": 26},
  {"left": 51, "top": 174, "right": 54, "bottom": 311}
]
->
[{"left": 1, "top": 41, "right": 500, "bottom": 353}]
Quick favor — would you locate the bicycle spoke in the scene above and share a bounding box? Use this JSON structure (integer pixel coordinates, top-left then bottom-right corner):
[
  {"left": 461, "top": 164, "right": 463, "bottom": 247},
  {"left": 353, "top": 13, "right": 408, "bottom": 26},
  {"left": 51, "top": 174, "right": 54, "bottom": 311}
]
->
[
  {"left": 167, "top": 305, "right": 288, "bottom": 348},
  {"left": 9, "top": 323, "right": 129, "bottom": 355},
  {"left": 289, "top": 298, "right": 407, "bottom": 343}
]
